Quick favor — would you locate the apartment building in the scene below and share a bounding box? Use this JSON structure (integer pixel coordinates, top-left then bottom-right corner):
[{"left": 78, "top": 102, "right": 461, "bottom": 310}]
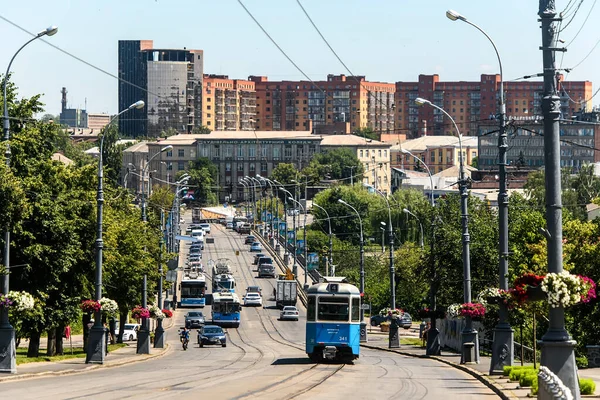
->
[
  {"left": 395, "top": 74, "right": 592, "bottom": 139},
  {"left": 250, "top": 74, "right": 395, "bottom": 133},
  {"left": 393, "top": 135, "right": 478, "bottom": 175},
  {"left": 478, "top": 119, "right": 600, "bottom": 170},
  {"left": 202, "top": 75, "right": 256, "bottom": 131},
  {"left": 118, "top": 40, "right": 204, "bottom": 137}
]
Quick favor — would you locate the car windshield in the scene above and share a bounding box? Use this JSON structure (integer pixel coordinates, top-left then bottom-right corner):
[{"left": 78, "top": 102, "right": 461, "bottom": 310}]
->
[
  {"left": 187, "top": 312, "right": 203, "bottom": 317},
  {"left": 204, "top": 328, "right": 222, "bottom": 334},
  {"left": 283, "top": 307, "right": 297, "bottom": 311},
  {"left": 247, "top": 293, "right": 259, "bottom": 298}
]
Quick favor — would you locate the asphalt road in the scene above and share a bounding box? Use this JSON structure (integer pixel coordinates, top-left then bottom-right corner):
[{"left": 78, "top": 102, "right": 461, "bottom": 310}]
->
[{"left": 0, "top": 223, "right": 498, "bottom": 399}]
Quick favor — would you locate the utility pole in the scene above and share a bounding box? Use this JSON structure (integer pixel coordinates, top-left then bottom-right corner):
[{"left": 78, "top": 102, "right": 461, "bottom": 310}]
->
[{"left": 538, "top": 1, "right": 579, "bottom": 397}]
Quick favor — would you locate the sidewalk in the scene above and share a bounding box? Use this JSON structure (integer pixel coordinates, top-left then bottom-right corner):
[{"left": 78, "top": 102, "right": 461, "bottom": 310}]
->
[
  {"left": 0, "top": 318, "right": 174, "bottom": 383},
  {"left": 363, "top": 333, "right": 600, "bottom": 399}
]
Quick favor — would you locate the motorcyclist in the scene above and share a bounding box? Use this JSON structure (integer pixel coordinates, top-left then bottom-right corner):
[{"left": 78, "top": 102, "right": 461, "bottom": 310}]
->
[{"left": 180, "top": 327, "right": 190, "bottom": 349}]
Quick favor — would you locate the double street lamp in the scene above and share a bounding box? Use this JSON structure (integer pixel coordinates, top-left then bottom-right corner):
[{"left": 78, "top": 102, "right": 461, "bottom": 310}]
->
[
  {"left": 288, "top": 196, "right": 308, "bottom": 290},
  {"left": 446, "top": 8, "right": 512, "bottom": 373},
  {"left": 279, "top": 186, "right": 296, "bottom": 277},
  {"left": 86, "top": 100, "right": 145, "bottom": 364},
  {"left": 312, "top": 202, "right": 333, "bottom": 277},
  {"left": 1, "top": 25, "right": 58, "bottom": 374},
  {"left": 415, "top": 97, "right": 477, "bottom": 364},
  {"left": 337, "top": 199, "right": 367, "bottom": 343}
]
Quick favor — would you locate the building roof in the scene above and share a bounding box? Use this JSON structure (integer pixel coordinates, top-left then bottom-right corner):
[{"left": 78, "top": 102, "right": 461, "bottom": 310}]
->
[
  {"left": 319, "top": 134, "right": 390, "bottom": 147},
  {"left": 394, "top": 135, "right": 478, "bottom": 152},
  {"left": 160, "top": 131, "right": 317, "bottom": 143},
  {"left": 51, "top": 153, "right": 74, "bottom": 166},
  {"left": 433, "top": 165, "right": 477, "bottom": 178},
  {"left": 391, "top": 167, "right": 431, "bottom": 178},
  {"left": 123, "top": 141, "right": 149, "bottom": 153}
]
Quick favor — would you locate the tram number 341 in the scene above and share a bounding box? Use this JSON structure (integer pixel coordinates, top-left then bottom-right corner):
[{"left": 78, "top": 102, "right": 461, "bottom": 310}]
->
[{"left": 339, "top": 336, "right": 347, "bottom": 341}]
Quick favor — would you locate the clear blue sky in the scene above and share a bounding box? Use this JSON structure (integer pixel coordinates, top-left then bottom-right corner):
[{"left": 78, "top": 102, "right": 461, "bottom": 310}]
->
[{"left": 1, "top": 0, "right": 598, "bottom": 116}]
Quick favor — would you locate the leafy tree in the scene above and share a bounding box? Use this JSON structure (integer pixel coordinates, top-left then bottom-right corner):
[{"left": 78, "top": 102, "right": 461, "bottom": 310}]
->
[
  {"left": 41, "top": 113, "right": 59, "bottom": 123},
  {"left": 524, "top": 169, "right": 585, "bottom": 220},
  {"left": 187, "top": 157, "right": 218, "bottom": 206},
  {"left": 160, "top": 127, "right": 179, "bottom": 137},
  {"left": 270, "top": 163, "right": 297, "bottom": 186},
  {"left": 302, "top": 148, "right": 363, "bottom": 185},
  {"left": 471, "top": 156, "right": 479, "bottom": 169},
  {"left": 354, "top": 127, "right": 379, "bottom": 141},
  {"left": 191, "top": 125, "right": 211, "bottom": 134}
]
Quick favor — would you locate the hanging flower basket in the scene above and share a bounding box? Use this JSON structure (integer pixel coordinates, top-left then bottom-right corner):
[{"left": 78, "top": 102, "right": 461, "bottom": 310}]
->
[
  {"left": 148, "top": 305, "right": 164, "bottom": 319},
  {"left": 80, "top": 299, "right": 101, "bottom": 314},
  {"left": 512, "top": 273, "right": 545, "bottom": 304},
  {"left": 1, "top": 291, "right": 34, "bottom": 311},
  {"left": 0, "top": 293, "right": 14, "bottom": 308},
  {"left": 162, "top": 309, "right": 173, "bottom": 318},
  {"left": 447, "top": 303, "right": 461, "bottom": 319},
  {"left": 458, "top": 302, "right": 486, "bottom": 319},
  {"left": 131, "top": 306, "right": 150, "bottom": 319},
  {"left": 99, "top": 297, "right": 119, "bottom": 317},
  {"left": 541, "top": 272, "right": 596, "bottom": 308},
  {"left": 525, "top": 285, "right": 547, "bottom": 302}
]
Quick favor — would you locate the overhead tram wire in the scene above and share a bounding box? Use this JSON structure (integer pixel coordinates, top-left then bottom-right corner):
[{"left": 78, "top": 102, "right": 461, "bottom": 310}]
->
[
  {"left": 0, "top": 14, "right": 167, "bottom": 101},
  {"left": 559, "top": 0, "right": 586, "bottom": 32}
]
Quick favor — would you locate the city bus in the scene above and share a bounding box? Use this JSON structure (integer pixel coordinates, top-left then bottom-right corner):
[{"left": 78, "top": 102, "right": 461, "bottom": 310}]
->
[
  {"left": 211, "top": 290, "right": 241, "bottom": 327},
  {"left": 180, "top": 275, "right": 207, "bottom": 307}
]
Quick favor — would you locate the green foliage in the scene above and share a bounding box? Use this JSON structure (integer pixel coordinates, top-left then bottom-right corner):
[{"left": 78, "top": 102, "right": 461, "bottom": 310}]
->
[
  {"left": 531, "top": 377, "right": 538, "bottom": 395},
  {"left": 576, "top": 356, "right": 588, "bottom": 369},
  {"left": 508, "top": 366, "right": 536, "bottom": 381},
  {"left": 354, "top": 127, "right": 379, "bottom": 141},
  {"left": 270, "top": 163, "right": 298, "bottom": 186},
  {"left": 191, "top": 125, "right": 211, "bottom": 134},
  {"left": 519, "top": 371, "right": 538, "bottom": 387},
  {"left": 187, "top": 157, "right": 218, "bottom": 206},
  {"left": 302, "top": 148, "right": 363, "bottom": 185},
  {"left": 580, "top": 378, "right": 596, "bottom": 395}
]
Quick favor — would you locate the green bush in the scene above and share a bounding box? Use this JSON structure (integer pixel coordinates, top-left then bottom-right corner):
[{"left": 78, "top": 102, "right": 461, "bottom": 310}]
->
[
  {"left": 531, "top": 378, "right": 538, "bottom": 395},
  {"left": 519, "top": 372, "right": 538, "bottom": 387},
  {"left": 575, "top": 356, "right": 588, "bottom": 369},
  {"left": 502, "top": 365, "right": 512, "bottom": 376},
  {"left": 580, "top": 378, "right": 595, "bottom": 395},
  {"left": 509, "top": 366, "right": 536, "bottom": 381}
]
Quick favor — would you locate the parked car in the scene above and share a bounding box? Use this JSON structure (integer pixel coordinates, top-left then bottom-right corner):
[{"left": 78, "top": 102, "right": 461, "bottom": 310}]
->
[
  {"left": 280, "top": 306, "right": 299, "bottom": 321},
  {"left": 369, "top": 314, "right": 387, "bottom": 327},
  {"left": 185, "top": 311, "right": 206, "bottom": 328},
  {"left": 198, "top": 325, "right": 227, "bottom": 348},
  {"left": 253, "top": 253, "right": 266, "bottom": 265},
  {"left": 245, "top": 235, "right": 256, "bottom": 245},
  {"left": 399, "top": 312, "right": 412, "bottom": 329},
  {"left": 115, "top": 323, "right": 140, "bottom": 341},
  {"left": 244, "top": 292, "right": 263, "bottom": 307},
  {"left": 250, "top": 242, "right": 262, "bottom": 252}
]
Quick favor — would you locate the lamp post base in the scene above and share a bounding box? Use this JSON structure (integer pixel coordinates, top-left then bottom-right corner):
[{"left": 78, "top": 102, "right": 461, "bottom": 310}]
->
[
  {"left": 360, "top": 322, "right": 368, "bottom": 343},
  {"left": 426, "top": 328, "right": 441, "bottom": 356},
  {"left": 489, "top": 324, "right": 514, "bottom": 374},
  {"left": 460, "top": 328, "right": 479, "bottom": 364},
  {"left": 85, "top": 325, "right": 106, "bottom": 364},
  {"left": 153, "top": 320, "right": 165, "bottom": 349},
  {"left": 0, "top": 326, "right": 16, "bottom": 373},
  {"left": 136, "top": 329, "right": 151, "bottom": 354},
  {"left": 389, "top": 320, "right": 400, "bottom": 349},
  {"left": 540, "top": 339, "right": 580, "bottom": 399}
]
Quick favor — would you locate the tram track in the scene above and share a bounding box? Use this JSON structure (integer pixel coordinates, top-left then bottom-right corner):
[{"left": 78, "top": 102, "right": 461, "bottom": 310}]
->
[{"left": 287, "top": 364, "right": 345, "bottom": 399}]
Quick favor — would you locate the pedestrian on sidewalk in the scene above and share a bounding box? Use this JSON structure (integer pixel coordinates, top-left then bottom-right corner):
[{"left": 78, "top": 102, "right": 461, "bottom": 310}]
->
[{"left": 422, "top": 322, "right": 431, "bottom": 348}]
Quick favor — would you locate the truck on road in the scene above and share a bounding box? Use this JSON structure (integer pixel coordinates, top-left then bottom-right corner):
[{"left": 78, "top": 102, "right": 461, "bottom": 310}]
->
[
  {"left": 192, "top": 208, "right": 201, "bottom": 224},
  {"left": 275, "top": 277, "right": 297, "bottom": 308}
]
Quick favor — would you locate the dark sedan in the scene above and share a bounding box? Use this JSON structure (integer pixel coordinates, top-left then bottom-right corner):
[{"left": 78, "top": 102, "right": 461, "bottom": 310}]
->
[
  {"left": 198, "top": 325, "right": 227, "bottom": 348},
  {"left": 185, "top": 311, "right": 205, "bottom": 328}
]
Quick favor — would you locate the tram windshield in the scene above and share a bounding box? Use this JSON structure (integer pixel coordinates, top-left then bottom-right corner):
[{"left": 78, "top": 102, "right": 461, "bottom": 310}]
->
[
  {"left": 317, "top": 296, "right": 349, "bottom": 322},
  {"left": 213, "top": 301, "right": 240, "bottom": 314},
  {"left": 181, "top": 282, "right": 206, "bottom": 298}
]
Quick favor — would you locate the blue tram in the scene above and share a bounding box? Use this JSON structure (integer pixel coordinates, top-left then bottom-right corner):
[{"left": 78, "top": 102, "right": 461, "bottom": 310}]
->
[
  {"left": 211, "top": 290, "right": 241, "bottom": 327},
  {"left": 305, "top": 277, "right": 360, "bottom": 362},
  {"left": 180, "top": 275, "right": 206, "bottom": 307}
]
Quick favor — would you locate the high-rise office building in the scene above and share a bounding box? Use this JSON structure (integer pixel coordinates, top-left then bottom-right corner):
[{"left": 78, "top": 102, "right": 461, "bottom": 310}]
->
[{"left": 118, "top": 40, "right": 203, "bottom": 137}]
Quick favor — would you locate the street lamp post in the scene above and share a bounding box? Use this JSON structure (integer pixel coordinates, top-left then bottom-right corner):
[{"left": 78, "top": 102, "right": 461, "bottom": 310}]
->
[
  {"left": 257, "top": 175, "right": 275, "bottom": 244},
  {"left": 279, "top": 187, "right": 296, "bottom": 277},
  {"left": 239, "top": 180, "right": 249, "bottom": 219},
  {"left": 138, "top": 143, "right": 172, "bottom": 355},
  {"left": 312, "top": 202, "right": 333, "bottom": 277},
  {"left": 154, "top": 209, "right": 166, "bottom": 348},
  {"left": 86, "top": 100, "right": 145, "bottom": 364},
  {"left": 446, "top": 8, "right": 512, "bottom": 374},
  {"left": 1, "top": 25, "right": 59, "bottom": 374},
  {"left": 274, "top": 181, "right": 291, "bottom": 264},
  {"left": 337, "top": 199, "right": 367, "bottom": 343},
  {"left": 288, "top": 197, "right": 308, "bottom": 290},
  {"left": 415, "top": 97, "right": 477, "bottom": 364}
]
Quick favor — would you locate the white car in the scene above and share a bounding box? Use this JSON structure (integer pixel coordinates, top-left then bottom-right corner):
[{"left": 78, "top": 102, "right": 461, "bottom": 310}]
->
[
  {"left": 115, "top": 323, "right": 140, "bottom": 341},
  {"left": 280, "top": 306, "right": 299, "bottom": 321},
  {"left": 199, "top": 223, "right": 211, "bottom": 234},
  {"left": 244, "top": 292, "right": 263, "bottom": 307}
]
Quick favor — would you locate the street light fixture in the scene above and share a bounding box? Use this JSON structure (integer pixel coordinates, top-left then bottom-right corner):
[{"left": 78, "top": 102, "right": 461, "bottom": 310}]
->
[
  {"left": 337, "top": 199, "right": 367, "bottom": 343},
  {"left": 257, "top": 175, "right": 275, "bottom": 242},
  {"left": 141, "top": 145, "right": 173, "bottom": 222},
  {"left": 86, "top": 100, "right": 145, "bottom": 364},
  {"left": 1, "top": 24, "right": 59, "bottom": 373},
  {"left": 446, "top": 8, "right": 512, "bottom": 374},
  {"left": 400, "top": 149, "right": 435, "bottom": 207},
  {"left": 415, "top": 97, "right": 477, "bottom": 364}
]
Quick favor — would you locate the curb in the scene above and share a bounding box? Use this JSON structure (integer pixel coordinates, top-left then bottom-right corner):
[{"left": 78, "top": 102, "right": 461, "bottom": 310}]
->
[
  {"left": 361, "top": 344, "right": 518, "bottom": 400},
  {"left": 0, "top": 343, "right": 172, "bottom": 384}
]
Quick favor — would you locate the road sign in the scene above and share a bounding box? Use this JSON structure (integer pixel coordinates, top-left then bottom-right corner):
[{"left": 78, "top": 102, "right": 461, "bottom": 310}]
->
[{"left": 361, "top": 304, "right": 371, "bottom": 310}]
